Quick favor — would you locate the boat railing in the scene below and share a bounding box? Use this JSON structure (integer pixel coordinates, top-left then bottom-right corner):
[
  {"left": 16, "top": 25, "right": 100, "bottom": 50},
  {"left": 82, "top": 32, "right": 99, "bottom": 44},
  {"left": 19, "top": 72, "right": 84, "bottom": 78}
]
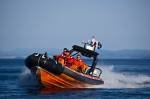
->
[{"left": 86, "top": 65, "right": 102, "bottom": 78}]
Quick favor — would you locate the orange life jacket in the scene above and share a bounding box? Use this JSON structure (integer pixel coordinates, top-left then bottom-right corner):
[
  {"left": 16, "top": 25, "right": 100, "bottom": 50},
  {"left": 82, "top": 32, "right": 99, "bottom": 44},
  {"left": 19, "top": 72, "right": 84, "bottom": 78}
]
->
[
  {"left": 53, "top": 54, "right": 75, "bottom": 67},
  {"left": 71, "top": 59, "right": 88, "bottom": 73},
  {"left": 53, "top": 54, "right": 65, "bottom": 65},
  {"left": 64, "top": 56, "right": 75, "bottom": 67}
]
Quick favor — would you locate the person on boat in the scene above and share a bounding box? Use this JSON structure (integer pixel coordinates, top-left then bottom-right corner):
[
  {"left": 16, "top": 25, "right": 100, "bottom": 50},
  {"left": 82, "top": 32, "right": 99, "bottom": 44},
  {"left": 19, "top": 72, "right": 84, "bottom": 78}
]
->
[
  {"left": 87, "top": 36, "right": 102, "bottom": 51},
  {"left": 70, "top": 54, "right": 88, "bottom": 73},
  {"left": 53, "top": 48, "right": 68, "bottom": 65},
  {"left": 53, "top": 48, "right": 68, "bottom": 59},
  {"left": 63, "top": 50, "right": 75, "bottom": 67},
  {"left": 53, "top": 48, "right": 75, "bottom": 67}
]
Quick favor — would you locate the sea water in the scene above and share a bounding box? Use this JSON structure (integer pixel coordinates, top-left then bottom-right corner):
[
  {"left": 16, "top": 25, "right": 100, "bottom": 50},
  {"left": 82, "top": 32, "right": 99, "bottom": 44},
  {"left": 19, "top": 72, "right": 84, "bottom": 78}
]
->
[{"left": 0, "top": 59, "right": 150, "bottom": 99}]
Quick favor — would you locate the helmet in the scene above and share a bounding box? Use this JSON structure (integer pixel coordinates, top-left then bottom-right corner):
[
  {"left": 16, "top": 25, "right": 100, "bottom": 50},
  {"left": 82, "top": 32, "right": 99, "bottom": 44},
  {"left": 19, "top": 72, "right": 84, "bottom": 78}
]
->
[{"left": 63, "top": 48, "right": 68, "bottom": 52}]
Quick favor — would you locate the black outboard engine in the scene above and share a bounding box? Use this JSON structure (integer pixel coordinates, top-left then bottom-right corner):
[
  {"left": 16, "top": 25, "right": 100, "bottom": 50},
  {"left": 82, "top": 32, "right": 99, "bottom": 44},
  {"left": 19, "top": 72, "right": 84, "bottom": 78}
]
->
[{"left": 25, "top": 53, "right": 64, "bottom": 75}]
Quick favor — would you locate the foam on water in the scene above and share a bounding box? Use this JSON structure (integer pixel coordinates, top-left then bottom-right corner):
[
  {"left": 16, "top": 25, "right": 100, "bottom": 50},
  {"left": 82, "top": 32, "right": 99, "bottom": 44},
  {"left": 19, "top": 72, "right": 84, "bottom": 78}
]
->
[
  {"left": 93, "top": 65, "right": 150, "bottom": 88},
  {"left": 19, "top": 67, "right": 39, "bottom": 86}
]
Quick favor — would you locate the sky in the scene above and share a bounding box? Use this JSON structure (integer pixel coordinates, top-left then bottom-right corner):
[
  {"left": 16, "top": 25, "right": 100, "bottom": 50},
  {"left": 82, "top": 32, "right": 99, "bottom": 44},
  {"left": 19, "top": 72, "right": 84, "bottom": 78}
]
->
[{"left": 0, "top": 0, "right": 150, "bottom": 51}]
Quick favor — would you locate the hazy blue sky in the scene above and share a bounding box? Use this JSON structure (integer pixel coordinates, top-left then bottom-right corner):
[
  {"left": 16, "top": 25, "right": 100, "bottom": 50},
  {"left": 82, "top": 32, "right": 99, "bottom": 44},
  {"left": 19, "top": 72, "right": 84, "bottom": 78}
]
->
[{"left": 0, "top": 0, "right": 150, "bottom": 50}]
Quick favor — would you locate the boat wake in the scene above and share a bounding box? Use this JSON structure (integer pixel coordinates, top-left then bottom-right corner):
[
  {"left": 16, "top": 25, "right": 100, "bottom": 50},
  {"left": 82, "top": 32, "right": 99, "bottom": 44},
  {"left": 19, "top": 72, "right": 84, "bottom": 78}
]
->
[
  {"left": 20, "top": 66, "right": 150, "bottom": 89},
  {"left": 92, "top": 65, "right": 150, "bottom": 88}
]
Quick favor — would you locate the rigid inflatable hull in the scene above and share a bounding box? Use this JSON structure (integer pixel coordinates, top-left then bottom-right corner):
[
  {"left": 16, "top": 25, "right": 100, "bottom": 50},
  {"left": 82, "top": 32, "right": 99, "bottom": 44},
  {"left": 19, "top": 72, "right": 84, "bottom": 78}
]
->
[
  {"left": 36, "top": 66, "right": 104, "bottom": 88},
  {"left": 25, "top": 52, "right": 104, "bottom": 88}
]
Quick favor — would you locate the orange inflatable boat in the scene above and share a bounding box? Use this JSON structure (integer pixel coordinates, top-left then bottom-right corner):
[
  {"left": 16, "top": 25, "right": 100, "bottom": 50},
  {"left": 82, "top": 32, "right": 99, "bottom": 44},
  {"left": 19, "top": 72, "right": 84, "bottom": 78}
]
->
[{"left": 25, "top": 45, "right": 104, "bottom": 88}]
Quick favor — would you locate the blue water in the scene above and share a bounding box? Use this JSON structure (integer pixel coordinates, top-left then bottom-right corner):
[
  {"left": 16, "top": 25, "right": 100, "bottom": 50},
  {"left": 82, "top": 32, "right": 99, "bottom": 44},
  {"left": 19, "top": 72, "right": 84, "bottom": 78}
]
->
[{"left": 0, "top": 59, "right": 150, "bottom": 99}]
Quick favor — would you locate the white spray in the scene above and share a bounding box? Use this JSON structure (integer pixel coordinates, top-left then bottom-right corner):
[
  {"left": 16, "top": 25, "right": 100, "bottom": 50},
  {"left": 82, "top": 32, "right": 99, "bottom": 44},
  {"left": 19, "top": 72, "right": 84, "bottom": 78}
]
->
[
  {"left": 19, "top": 67, "right": 39, "bottom": 86},
  {"left": 92, "top": 65, "right": 150, "bottom": 88}
]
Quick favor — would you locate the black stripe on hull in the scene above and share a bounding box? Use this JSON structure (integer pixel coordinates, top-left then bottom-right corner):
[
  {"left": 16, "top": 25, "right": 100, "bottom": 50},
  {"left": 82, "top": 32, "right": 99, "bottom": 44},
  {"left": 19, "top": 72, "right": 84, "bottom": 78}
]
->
[{"left": 63, "top": 67, "right": 104, "bottom": 85}]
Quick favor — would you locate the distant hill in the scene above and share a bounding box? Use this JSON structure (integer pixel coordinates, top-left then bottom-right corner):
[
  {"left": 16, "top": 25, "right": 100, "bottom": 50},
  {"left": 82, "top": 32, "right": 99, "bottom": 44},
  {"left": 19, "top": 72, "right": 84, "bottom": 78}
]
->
[
  {"left": 99, "top": 49, "right": 150, "bottom": 59},
  {"left": 0, "top": 48, "right": 150, "bottom": 59},
  {"left": 0, "top": 48, "right": 61, "bottom": 59}
]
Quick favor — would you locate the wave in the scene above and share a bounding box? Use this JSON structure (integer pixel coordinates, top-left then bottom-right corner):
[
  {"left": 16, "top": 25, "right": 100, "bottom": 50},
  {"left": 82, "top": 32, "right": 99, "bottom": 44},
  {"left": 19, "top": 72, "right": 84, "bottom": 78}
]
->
[{"left": 92, "top": 65, "right": 150, "bottom": 88}]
